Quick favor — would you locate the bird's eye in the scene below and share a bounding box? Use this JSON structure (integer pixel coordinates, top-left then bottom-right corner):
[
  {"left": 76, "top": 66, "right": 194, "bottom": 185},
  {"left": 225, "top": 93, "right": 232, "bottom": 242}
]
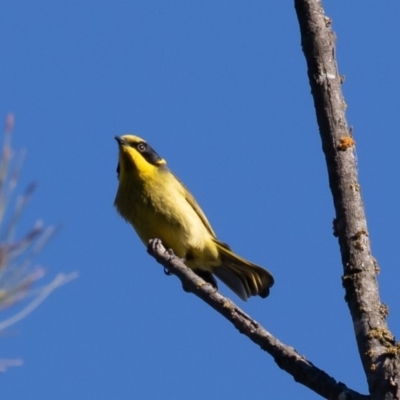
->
[{"left": 137, "top": 143, "right": 146, "bottom": 152}]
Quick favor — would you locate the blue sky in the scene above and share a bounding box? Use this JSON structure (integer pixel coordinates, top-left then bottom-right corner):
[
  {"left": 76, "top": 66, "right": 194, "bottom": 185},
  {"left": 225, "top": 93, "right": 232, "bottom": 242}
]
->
[{"left": 1, "top": 1, "right": 400, "bottom": 399}]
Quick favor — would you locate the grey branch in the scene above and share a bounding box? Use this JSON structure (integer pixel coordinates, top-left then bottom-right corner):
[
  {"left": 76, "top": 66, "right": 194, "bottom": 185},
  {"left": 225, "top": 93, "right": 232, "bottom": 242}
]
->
[
  {"left": 148, "top": 239, "right": 369, "bottom": 400},
  {"left": 294, "top": 0, "right": 400, "bottom": 398}
]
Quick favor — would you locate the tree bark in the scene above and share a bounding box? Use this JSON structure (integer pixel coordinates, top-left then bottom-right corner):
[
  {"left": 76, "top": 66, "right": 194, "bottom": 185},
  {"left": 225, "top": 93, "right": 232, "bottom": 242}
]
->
[{"left": 294, "top": 0, "right": 400, "bottom": 399}]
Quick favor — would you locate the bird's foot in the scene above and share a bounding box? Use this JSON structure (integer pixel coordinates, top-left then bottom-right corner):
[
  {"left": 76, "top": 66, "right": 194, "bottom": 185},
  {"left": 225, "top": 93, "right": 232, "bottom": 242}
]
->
[
  {"left": 148, "top": 238, "right": 175, "bottom": 258},
  {"left": 147, "top": 238, "right": 162, "bottom": 255}
]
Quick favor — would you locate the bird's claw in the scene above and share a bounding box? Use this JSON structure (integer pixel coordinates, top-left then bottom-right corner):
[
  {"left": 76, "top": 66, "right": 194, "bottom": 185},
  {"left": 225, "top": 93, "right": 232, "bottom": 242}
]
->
[
  {"left": 148, "top": 239, "right": 176, "bottom": 258},
  {"left": 147, "top": 238, "right": 162, "bottom": 254}
]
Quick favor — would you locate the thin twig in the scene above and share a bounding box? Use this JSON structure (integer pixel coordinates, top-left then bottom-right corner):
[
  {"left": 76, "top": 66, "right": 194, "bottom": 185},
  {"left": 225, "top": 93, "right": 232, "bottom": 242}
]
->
[
  {"left": 148, "top": 239, "right": 369, "bottom": 400},
  {"left": 0, "top": 272, "right": 78, "bottom": 331}
]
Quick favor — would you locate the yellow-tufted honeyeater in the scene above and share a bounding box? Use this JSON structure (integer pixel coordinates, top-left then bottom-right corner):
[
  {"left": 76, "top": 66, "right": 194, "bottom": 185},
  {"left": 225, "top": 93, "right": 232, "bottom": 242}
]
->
[{"left": 114, "top": 135, "right": 274, "bottom": 300}]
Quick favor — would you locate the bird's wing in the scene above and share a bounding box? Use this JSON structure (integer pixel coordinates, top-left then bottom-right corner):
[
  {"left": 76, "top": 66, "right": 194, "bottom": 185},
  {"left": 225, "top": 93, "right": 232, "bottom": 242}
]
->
[{"left": 176, "top": 177, "right": 217, "bottom": 238}]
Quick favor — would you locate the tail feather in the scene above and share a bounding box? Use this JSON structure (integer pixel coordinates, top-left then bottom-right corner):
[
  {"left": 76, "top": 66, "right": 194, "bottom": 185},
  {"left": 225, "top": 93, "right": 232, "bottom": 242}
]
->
[
  {"left": 213, "top": 240, "right": 274, "bottom": 301},
  {"left": 213, "top": 266, "right": 248, "bottom": 300}
]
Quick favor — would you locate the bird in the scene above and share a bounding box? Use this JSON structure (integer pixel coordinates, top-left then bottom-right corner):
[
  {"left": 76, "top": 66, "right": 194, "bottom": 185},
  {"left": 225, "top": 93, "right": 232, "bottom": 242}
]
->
[{"left": 114, "top": 134, "right": 274, "bottom": 300}]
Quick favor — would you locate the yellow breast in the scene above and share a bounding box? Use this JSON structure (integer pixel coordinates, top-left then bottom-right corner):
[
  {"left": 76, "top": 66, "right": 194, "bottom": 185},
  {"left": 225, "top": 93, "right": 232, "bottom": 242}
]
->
[{"left": 114, "top": 167, "right": 219, "bottom": 268}]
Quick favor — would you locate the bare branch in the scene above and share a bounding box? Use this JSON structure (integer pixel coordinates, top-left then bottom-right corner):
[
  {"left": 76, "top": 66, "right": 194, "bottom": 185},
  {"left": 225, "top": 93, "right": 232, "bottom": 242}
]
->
[
  {"left": 294, "top": 0, "right": 400, "bottom": 398},
  {"left": 148, "top": 239, "right": 369, "bottom": 400},
  {"left": 0, "top": 115, "right": 78, "bottom": 336}
]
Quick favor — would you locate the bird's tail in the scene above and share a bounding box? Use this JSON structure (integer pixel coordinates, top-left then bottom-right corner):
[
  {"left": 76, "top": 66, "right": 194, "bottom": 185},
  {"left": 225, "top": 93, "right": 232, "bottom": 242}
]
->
[{"left": 213, "top": 239, "right": 274, "bottom": 301}]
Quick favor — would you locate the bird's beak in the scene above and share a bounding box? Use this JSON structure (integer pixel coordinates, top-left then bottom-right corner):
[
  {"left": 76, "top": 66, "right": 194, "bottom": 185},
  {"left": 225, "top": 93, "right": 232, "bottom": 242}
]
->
[{"left": 114, "top": 136, "right": 126, "bottom": 146}]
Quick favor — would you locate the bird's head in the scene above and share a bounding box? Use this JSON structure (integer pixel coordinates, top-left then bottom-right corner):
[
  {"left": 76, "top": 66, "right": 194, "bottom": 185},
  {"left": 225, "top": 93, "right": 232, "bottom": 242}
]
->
[{"left": 114, "top": 135, "right": 166, "bottom": 180}]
